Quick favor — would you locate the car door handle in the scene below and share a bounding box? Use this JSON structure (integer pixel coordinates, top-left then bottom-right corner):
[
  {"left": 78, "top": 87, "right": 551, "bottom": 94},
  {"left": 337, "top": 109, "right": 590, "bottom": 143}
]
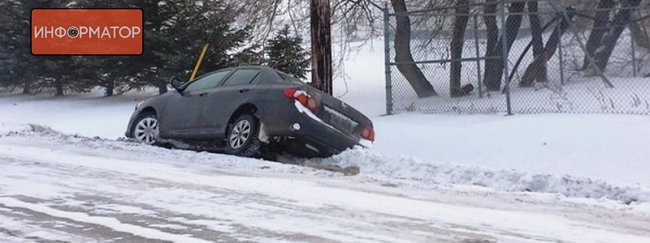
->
[
  {"left": 199, "top": 92, "right": 208, "bottom": 97},
  {"left": 239, "top": 88, "right": 250, "bottom": 93}
]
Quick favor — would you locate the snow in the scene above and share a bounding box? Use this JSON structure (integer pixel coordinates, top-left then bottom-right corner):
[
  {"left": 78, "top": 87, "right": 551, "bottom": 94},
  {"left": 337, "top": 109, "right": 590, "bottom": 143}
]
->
[
  {"left": 2, "top": 41, "right": 650, "bottom": 241},
  {"left": 1, "top": 127, "right": 649, "bottom": 242},
  {"left": 328, "top": 149, "right": 650, "bottom": 204},
  {"left": 0, "top": 198, "right": 212, "bottom": 243},
  {"left": 4, "top": 90, "right": 649, "bottom": 187},
  {"left": 0, "top": 214, "right": 86, "bottom": 243},
  {"left": 371, "top": 113, "right": 650, "bottom": 186},
  {"left": 293, "top": 100, "right": 325, "bottom": 123},
  {"left": 346, "top": 34, "right": 650, "bottom": 115},
  {"left": 0, "top": 91, "right": 150, "bottom": 139},
  {"left": 4, "top": 123, "right": 646, "bottom": 204}
]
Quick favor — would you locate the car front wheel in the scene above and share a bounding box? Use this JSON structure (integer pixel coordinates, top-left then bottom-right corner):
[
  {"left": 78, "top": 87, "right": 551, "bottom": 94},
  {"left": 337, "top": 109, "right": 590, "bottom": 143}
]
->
[
  {"left": 132, "top": 113, "right": 159, "bottom": 145},
  {"left": 225, "top": 114, "right": 261, "bottom": 157}
]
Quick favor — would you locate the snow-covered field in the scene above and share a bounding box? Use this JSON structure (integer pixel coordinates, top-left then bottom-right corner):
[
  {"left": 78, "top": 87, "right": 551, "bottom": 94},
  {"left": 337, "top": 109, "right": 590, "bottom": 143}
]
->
[{"left": 2, "top": 46, "right": 650, "bottom": 242}]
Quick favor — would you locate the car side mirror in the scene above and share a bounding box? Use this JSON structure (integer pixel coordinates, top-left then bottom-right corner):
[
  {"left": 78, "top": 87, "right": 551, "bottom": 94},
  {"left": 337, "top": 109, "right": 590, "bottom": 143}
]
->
[{"left": 170, "top": 77, "right": 185, "bottom": 93}]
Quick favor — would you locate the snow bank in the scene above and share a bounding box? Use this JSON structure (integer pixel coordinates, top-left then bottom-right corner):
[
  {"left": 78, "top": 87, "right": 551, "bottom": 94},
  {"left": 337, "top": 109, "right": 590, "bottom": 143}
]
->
[
  {"left": 4, "top": 123, "right": 649, "bottom": 206},
  {"left": 327, "top": 148, "right": 650, "bottom": 205},
  {"left": 0, "top": 124, "right": 304, "bottom": 174},
  {"left": 0, "top": 123, "right": 32, "bottom": 135},
  {"left": 372, "top": 113, "right": 650, "bottom": 186},
  {"left": 0, "top": 91, "right": 149, "bottom": 139}
]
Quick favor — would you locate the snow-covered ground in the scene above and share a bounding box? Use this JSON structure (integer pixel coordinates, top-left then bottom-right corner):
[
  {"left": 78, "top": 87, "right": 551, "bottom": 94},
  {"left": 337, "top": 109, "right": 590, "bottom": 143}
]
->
[
  {"left": 1, "top": 125, "right": 650, "bottom": 242},
  {"left": 2, "top": 46, "right": 650, "bottom": 241},
  {"left": 385, "top": 31, "right": 650, "bottom": 115}
]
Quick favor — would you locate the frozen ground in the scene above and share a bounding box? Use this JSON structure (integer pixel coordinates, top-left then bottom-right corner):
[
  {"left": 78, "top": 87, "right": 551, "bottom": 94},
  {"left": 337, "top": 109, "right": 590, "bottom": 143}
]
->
[
  {"left": 389, "top": 30, "right": 650, "bottom": 115},
  {"left": 2, "top": 45, "right": 650, "bottom": 241},
  {"left": 0, "top": 125, "right": 650, "bottom": 242},
  {"left": 3, "top": 93, "right": 650, "bottom": 242}
]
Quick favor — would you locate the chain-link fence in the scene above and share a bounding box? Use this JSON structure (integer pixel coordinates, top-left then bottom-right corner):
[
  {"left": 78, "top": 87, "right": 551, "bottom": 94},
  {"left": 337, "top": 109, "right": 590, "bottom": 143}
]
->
[{"left": 383, "top": 0, "right": 650, "bottom": 115}]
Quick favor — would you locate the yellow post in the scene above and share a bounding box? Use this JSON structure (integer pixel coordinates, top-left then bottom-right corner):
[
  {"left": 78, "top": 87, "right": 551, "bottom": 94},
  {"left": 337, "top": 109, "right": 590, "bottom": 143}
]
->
[{"left": 189, "top": 43, "right": 210, "bottom": 82}]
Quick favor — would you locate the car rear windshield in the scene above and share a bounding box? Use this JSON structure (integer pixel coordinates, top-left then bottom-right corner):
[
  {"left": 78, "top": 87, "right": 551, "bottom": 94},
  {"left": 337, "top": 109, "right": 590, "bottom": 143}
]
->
[
  {"left": 277, "top": 71, "right": 305, "bottom": 85},
  {"left": 222, "top": 69, "right": 260, "bottom": 86}
]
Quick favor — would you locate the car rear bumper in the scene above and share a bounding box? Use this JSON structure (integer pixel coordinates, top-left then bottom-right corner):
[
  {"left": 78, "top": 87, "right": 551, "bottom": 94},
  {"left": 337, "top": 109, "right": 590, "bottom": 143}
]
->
[
  {"left": 262, "top": 100, "right": 362, "bottom": 157},
  {"left": 292, "top": 114, "right": 360, "bottom": 156}
]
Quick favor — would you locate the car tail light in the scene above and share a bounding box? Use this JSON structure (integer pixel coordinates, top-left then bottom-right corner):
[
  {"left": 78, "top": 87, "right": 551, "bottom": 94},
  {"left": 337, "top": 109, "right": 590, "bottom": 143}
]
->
[
  {"left": 284, "top": 88, "right": 318, "bottom": 112},
  {"left": 361, "top": 126, "right": 375, "bottom": 142}
]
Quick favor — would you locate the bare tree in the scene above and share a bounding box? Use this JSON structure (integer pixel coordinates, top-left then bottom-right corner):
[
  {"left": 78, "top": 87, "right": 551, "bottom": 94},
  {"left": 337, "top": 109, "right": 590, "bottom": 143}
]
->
[
  {"left": 528, "top": 0, "right": 543, "bottom": 58},
  {"left": 450, "top": 0, "right": 469, "bottom": 97},
  {"left": 590, "top": 0, "right": 643, "bottom": 74},
  {"left": 311, "top": 0, "right": 333, "bottom": 94},
  {"left": 483, "top": 0, "right": 499, "bottom": 61},
  {"left": 483, "top": 1, "right": 526, "bottom": 91},
  {"left": 581, "top": 0, "right": 615, "bottom": 70},
  {"left": 629, "top": 17, "right": 650, "bottom": 50},
  {"left": 226, "top": 0, "right": 382, "bottom": 67},
  {"left": 520, "top": 7, "right": 576, "bottom": 87},
  {"left": 391, "top": 0, "right": 437, "bottom": 97}
]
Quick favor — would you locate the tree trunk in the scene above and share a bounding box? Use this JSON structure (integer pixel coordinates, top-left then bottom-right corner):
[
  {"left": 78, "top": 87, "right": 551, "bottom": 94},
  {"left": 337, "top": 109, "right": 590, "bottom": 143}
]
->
[
  {"left": 483, "top": 1, "right": 525, "bottom": 91},
  {"left": 105, "top": 80, "right": 114, "bottom": 97},
  {"left": 629, "top": 18, "right": 650, "bottom": 50},
  {"left": 520, "top": 7, "right": 576, "bottom": 87},
  {"left": 55, "top": 79, "right": 64, "bottom": 96},
  {"left": 450, "top": 0, "right": 470, "bottom": 97},
  {"left": 592, "top": 0, "right": 643, "bottom": 74},
  {"left": 390, "top": 0, "right": 437, "bottom": 98},
  {"left": 158, "top": 82, "right": 168, "bottom": 94},
  {"left": 310, "top": 0, "right": 333, "bottom": 95},
  {"left": 22, "top": 81, "right": 31, "bottom": 94},
  {"left": 528, "top": 0, "right": 543, "bottom": 57},
  {"left": 582, "top": 0, "right": 615, "bottom": 70},
  {"left": 483, "top": 0, "right": 498, "bottom": 61}
]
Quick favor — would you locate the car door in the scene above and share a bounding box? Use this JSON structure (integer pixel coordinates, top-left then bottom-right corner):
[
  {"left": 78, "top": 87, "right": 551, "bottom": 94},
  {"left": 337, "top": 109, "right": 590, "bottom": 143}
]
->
[
  {"left": 200, "top": 68, "right": 264, "bottom": 136},
  {"left": 160, "top": 70, "right": 231, "bottom": 137}
]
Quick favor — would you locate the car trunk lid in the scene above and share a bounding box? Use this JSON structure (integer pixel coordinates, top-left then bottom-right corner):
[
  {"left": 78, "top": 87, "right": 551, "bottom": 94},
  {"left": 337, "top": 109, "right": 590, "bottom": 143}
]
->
[{"left": 302, "top": 85, "right": 372, "bottom": 138}]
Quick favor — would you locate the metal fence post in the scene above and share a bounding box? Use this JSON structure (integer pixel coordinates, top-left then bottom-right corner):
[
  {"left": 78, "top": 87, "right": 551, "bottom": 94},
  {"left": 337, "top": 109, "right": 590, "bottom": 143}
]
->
[
  {"left": 500, "top": 0, "right": 512, "bottom": 115},
  {"left": 544, "top": 0, "right": 614, "bottom": 89},
  {"left": 631, "top": 32, "right": 637, "bottom": 77},
  {"left": 473, "top": 14, "right": 483, "bottom": 98},
  {"left": 383, "top": 2, "right": 393, "bottom": 115},
  {"left": 558, "top": 25, "right": 565, "bottom": 85}
]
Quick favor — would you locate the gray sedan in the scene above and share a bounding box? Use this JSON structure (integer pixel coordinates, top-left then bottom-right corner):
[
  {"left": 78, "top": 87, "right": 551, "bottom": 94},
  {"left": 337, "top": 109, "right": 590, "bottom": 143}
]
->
[{"left": 125, "top": 66, "right": 374, "bottom": 158}]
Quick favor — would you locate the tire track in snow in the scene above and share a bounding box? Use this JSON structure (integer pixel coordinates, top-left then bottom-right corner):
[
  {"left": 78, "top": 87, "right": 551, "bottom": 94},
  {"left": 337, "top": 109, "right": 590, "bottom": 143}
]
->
[{"left": 0, "top": 198, "right": 210, "bottom": 243}]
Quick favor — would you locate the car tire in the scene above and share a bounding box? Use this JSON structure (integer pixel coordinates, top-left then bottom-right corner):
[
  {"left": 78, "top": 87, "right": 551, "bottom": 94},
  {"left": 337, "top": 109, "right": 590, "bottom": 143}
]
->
[
  {"left": 225, "top": 114, "right": 261, "bottom": 157},
  {"left": 131, "top": 112, "right": 159, "bottom": 145}
]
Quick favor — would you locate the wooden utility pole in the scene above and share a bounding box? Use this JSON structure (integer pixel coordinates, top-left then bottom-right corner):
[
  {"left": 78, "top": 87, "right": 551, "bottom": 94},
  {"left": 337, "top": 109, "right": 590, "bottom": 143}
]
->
[{"left": 310, "top": 0, "right": 332, "bottom": 95}]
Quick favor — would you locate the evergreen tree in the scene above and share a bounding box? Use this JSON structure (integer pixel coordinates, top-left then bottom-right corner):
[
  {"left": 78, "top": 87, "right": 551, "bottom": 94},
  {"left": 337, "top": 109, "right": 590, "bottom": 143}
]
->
[
  {"left": 1, "top": 0, "right": 253, "bottom": 96},
  {"left": 0, "top": 0, "right": 42, "bottom": 93},
  {"left": 264, "top": 25, "right": 310, "bottom": 79},
  {"left": 0, "top": 0, "right": 95, "bottom": 95},
  {"left": 67, "top": 0, "right": 142, "bottom": 96},
  {"left": 0, "top": 1, "right": 14, "bottom": 90},
  {"left": 232, "top": 45, "right": 264, "bottom": 66},
  {"left": 139, "top": 0, "right": 252, "bottom": 91}
]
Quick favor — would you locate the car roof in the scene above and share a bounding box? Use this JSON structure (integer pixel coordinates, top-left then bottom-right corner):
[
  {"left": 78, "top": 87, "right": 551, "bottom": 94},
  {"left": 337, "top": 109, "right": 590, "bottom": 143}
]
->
[{"left": 191, "top": 65, "right": 276, "bottom": 81}]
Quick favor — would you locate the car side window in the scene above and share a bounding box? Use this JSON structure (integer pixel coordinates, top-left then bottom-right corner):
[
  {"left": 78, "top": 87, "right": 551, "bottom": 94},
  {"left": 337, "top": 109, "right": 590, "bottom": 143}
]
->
[
  {"left": 221, "top": 69, "right": 260, "bottom": 87},
  {"left": 184, "top": 70, "right": 230, "bottom": 92}
]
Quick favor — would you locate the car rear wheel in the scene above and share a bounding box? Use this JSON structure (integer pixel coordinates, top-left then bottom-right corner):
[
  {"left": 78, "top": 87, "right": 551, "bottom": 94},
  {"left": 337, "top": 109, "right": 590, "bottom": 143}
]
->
[
  {"left": 132, "top": 113, "right": 159, "bottom": 145},
  {"left": 225, "top": 114, "right": 261, "bottom": 157}
]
